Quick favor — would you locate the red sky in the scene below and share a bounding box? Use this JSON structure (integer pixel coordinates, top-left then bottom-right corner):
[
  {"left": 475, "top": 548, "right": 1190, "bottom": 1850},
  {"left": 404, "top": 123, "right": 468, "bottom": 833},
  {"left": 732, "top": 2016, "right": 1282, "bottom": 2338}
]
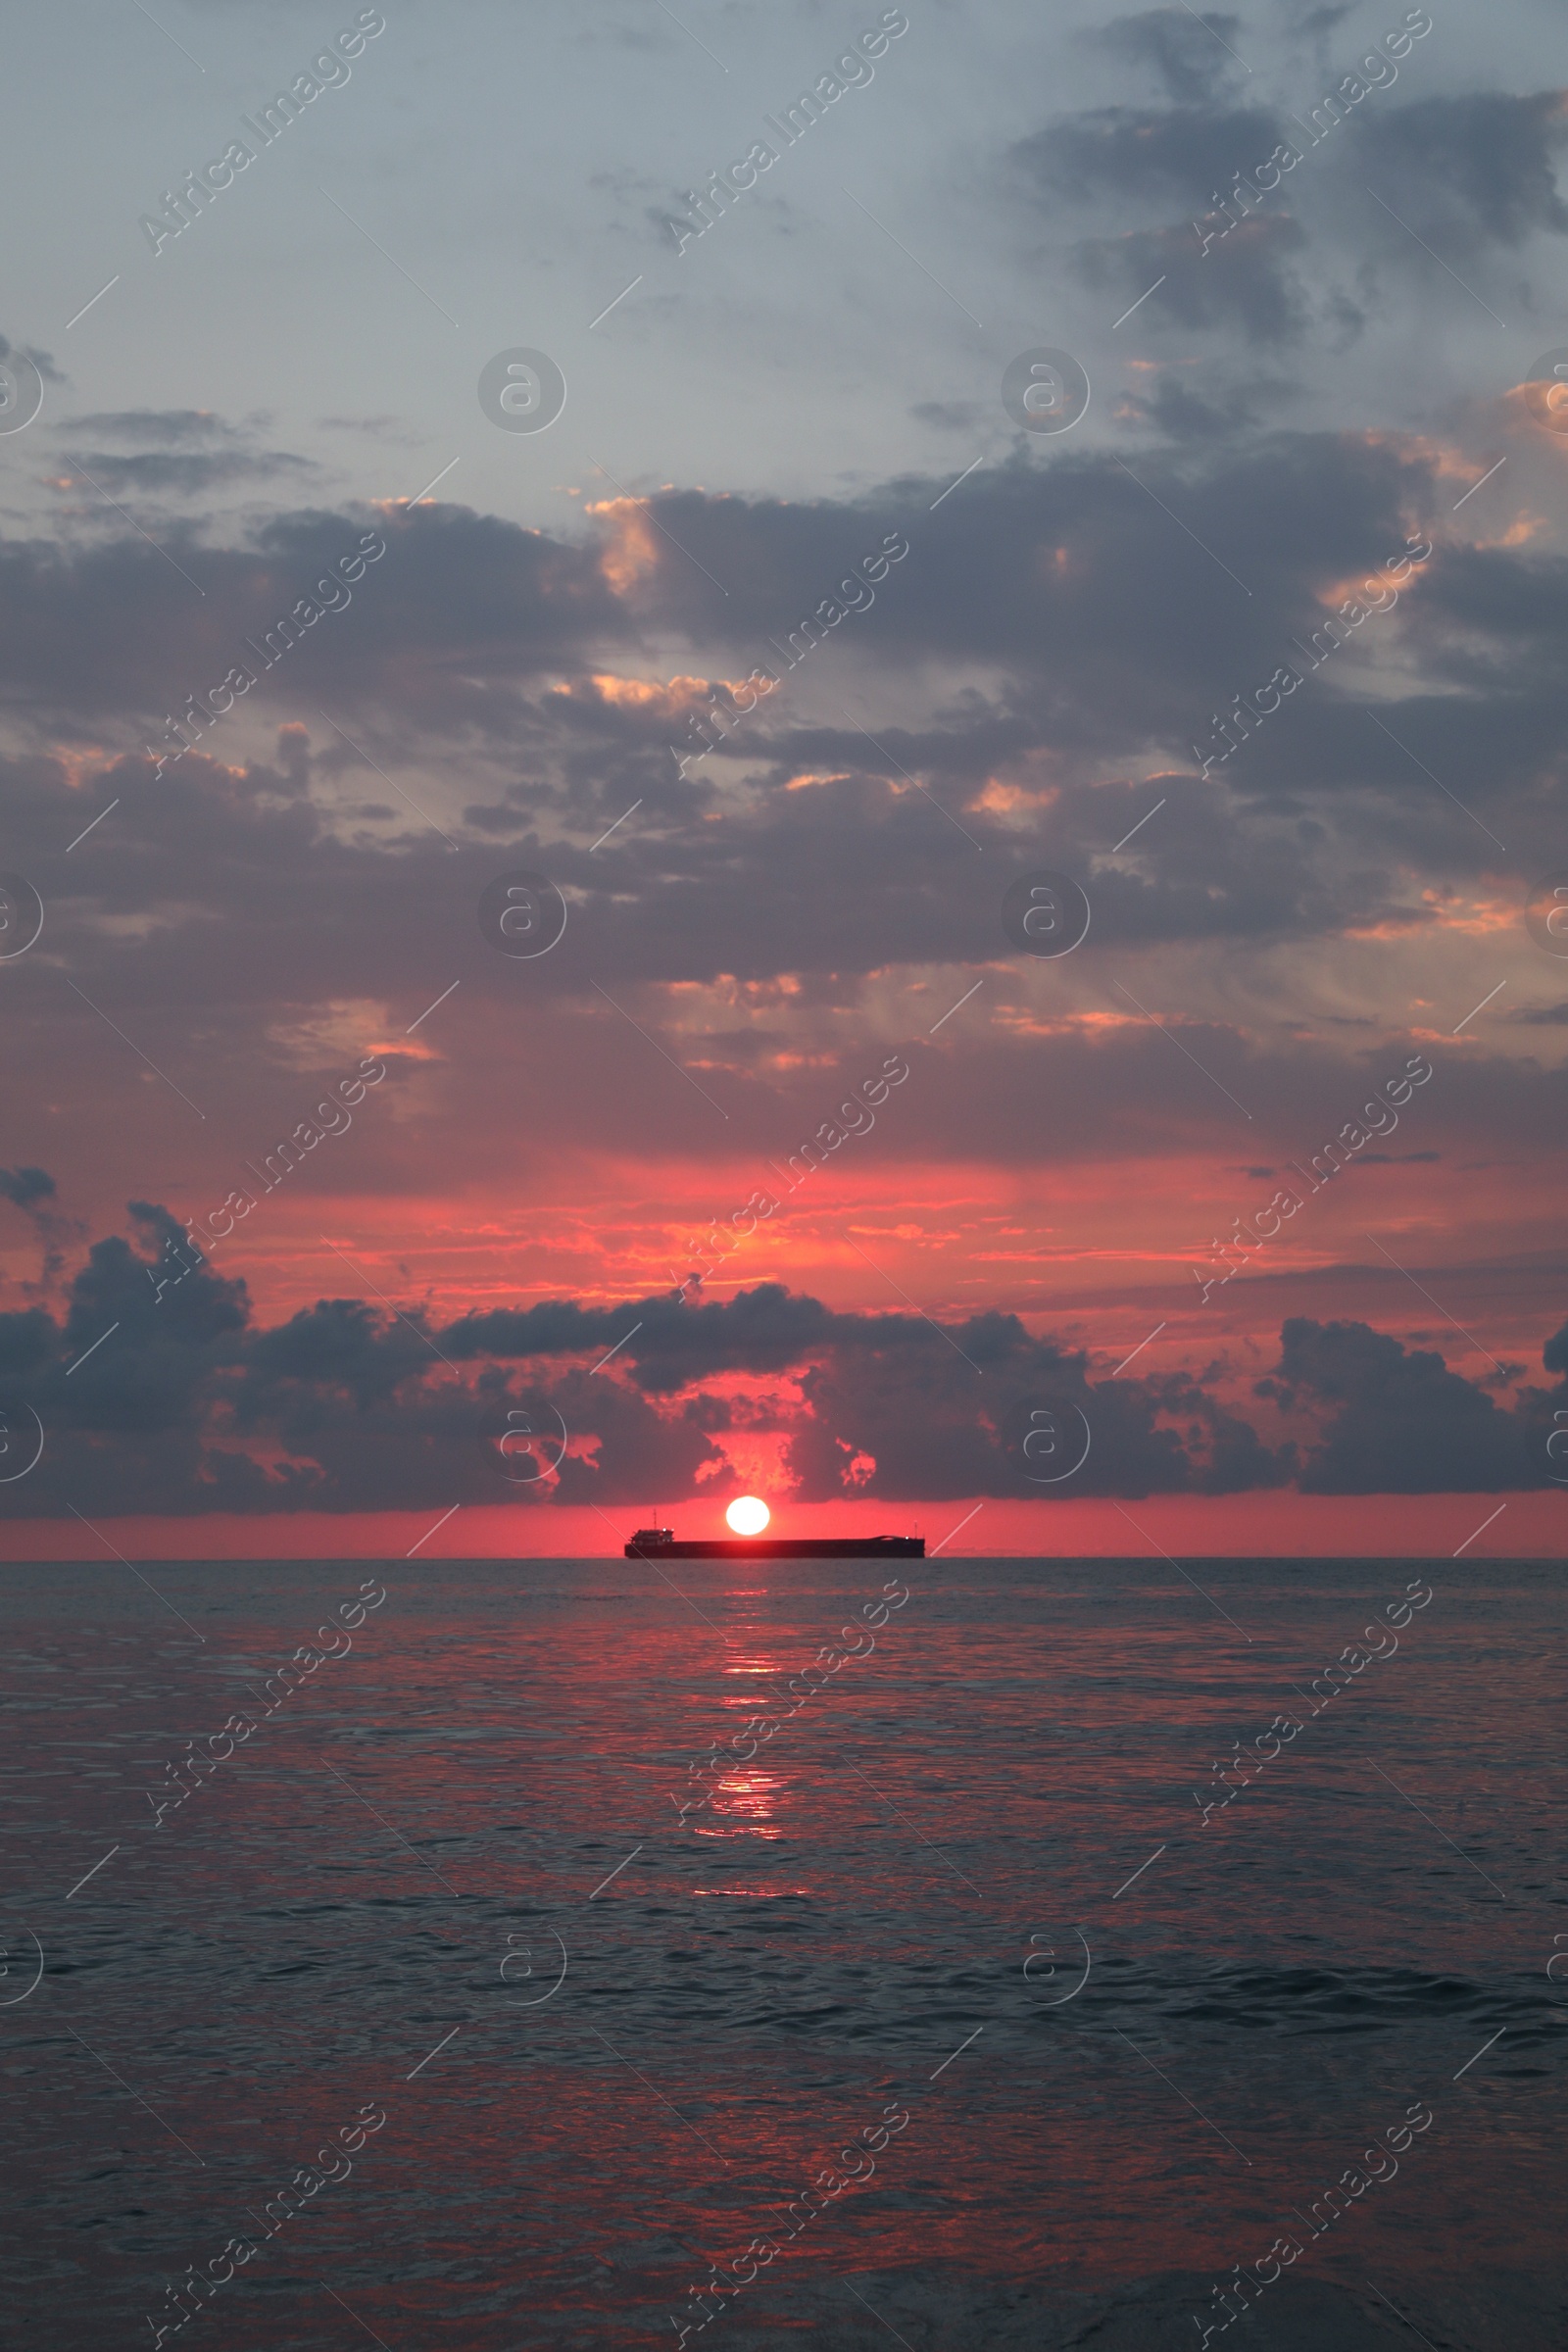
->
[
  {"left": 4, "top": 1492, "right": 1551, "bottom": 1563},
  {"left": 3, "top": 370, "right": 1566, "bottom": 1550}
]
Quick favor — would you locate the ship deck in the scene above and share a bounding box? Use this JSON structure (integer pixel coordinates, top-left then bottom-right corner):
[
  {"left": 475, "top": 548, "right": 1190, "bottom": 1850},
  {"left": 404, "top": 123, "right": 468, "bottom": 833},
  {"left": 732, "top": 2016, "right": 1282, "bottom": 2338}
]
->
[{"left": 622, "top": 1536, "right": 924, "bottom": 1559}]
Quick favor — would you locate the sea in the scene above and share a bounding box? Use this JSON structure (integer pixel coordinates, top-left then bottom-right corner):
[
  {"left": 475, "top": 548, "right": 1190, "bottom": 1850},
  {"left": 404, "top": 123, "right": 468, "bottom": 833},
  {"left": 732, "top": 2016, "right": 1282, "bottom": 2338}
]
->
[{"left": 0, "top": 1552, "right": 1561, "bottom": 2350}]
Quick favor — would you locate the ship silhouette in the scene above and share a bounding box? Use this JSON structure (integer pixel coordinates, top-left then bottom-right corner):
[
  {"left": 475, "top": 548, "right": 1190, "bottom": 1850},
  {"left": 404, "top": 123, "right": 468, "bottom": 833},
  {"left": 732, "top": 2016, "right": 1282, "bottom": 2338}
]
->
[{"left": 624, "top": 1526, "right": 923, "bottom": 1560}]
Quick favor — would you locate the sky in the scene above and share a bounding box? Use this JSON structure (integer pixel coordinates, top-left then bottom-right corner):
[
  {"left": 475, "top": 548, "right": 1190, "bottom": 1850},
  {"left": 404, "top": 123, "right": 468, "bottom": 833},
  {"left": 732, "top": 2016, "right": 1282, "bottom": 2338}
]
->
[{"left": 1, "top": 0, "right": 1567, "bottom": 1556}]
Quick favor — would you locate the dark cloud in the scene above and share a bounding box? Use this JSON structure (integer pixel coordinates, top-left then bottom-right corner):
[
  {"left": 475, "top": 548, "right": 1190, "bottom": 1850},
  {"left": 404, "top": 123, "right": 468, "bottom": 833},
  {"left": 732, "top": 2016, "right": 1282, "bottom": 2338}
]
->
[
  {"left": 908, "top": 400, "right": 983, "bottom": 431},
  {"left": 1256, "top": 1317, "right": 1549, "bottom": 1493},
  {"left": 1071, "top": 215, "right": 1315, "bottom": 343},
  {"left": 0, "top": 1167, "right": 55, "bottom": 1209},
  {"left": 0, "top": 1165, "right": 79, "bottom": 1295},
  {"left": 0, "top": 332, "right": 63, "bottom": 384},
  {"left": 0, "top": 433, "right": 1557, "bottom": 1261},
  {"left": 0, "top": 499, "right": 623, "bottom": 725},
  {"left": 0, "top": 708, "right": 1558, "bottom": 1224},
  {"left": 1360, "top": 93, "right": 1568, "bottom": 256},
  {"left": 49, "top": 411, "right": 316, "bottom": 501},
  {"left": 1297, "top": 4, "right": 1358, "bottom": 34},
  {"left": 782, "top": 1331, "right": 1283, "bottom": 1502},
  {"left": 61, "top": 412, "right": 250, "bottom": 445},
  {"left": 55, "top": 451, "right": 317, "bottom": 496},
  {"left": 1014, "top": 104, "right": 1286, "bottom": 212},
  {"left": 1116, "top": 370, "right": 1300, "bottom": 442},
  {"left": 1085, "top": 10, "right": 1247, "bottom": 105},
  {"left": 0, "top": 427, "right": 1549, "bottom": 903},
  {"left": 443, "top": 1288, "right": 840, "bottom": 1395},
  {"left": 1, "top": 1214, "right": 1560, "bottom": 1518},
  {"left": 56, "top": 1202, "right": 249, "bottom": 1427},
  {"left": 1009, "top": 82, "right": 1565, "bottom": 351}
]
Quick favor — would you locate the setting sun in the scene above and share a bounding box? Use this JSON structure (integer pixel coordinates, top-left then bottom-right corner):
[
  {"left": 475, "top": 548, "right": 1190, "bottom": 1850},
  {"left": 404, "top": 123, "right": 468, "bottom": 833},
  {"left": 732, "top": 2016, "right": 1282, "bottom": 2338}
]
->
[{"left": 725, "top": 1495, "right": 771, "bottom": 1536}]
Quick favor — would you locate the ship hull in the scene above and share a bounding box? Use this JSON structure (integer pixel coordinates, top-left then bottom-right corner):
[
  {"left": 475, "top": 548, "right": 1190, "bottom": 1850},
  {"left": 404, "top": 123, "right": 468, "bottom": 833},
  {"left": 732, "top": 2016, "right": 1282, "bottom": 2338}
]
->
[{"left": 622, "top": 1537, "right": 924, "bottom": 1560}]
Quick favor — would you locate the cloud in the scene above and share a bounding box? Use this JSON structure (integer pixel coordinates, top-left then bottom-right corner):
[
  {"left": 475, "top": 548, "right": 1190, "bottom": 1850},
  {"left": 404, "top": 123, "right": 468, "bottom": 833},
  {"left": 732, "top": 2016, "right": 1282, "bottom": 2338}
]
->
[
  {"left": 1071, "top": 215, "right": 1315, "bottom": 344},
  {"left": 61, "top": 412, "right": 251, "bottom": 445},
  {"left": 1116, "top": 369, "right": 1301, "bottom": 443},
  {"left": 48, "top": 409, "right": 318, "bottom": 502},
  {"left": 54, "top": 451, "right": 317, "bottom": 496},
  {"left": 1014, "top": 103, "right": 1287, "bottom": 212},
  {"left": 3, "top": 17, "right": 1562, "bottom": 1552},
  {"left": 1, "top": 1210, "right": 1559, "bottom": 1517},
  {"left": 0, "top": 1167, "right": 55, "bottom": 1209},
  {"left": 1256, "top": 1316, "right": 1548, "bottom": 1493},
  {"left": 0, "top": 1165, "right": 79, "bottom": 1295},
  {"left": 781, "top": 1330, "right": 1282, "bottom": 1501},
  {"left": 0, "top": 423, "right": 1558, "bottom": 1318},
  {"left": 443, "top": 1287, "right": 840, "bottom": 1395},
  {"left": 0, "top": 332, "right": 63, "bottom": 383},
  {"left": 1359, "top": 93, "right": 1568, "bottom": 256},
  {"left": 0, "top": 420, "right": 1548, "bottom": 917},
  {"left": 1084, "top": 10, "right": 1248, "bottom": 105},
  {"left": 1008, "top": 81, "right": 1567, "bottom": 349},
  {"left": 908, "top": 400, "right": 984, "bottom": 432}
]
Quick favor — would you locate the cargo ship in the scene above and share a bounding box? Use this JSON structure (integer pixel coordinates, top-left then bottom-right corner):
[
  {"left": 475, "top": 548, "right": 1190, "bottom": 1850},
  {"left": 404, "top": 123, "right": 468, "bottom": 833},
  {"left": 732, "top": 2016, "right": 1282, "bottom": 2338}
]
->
[{"left": 624, "top": 1527, "right": 924, "bottom": 1560}]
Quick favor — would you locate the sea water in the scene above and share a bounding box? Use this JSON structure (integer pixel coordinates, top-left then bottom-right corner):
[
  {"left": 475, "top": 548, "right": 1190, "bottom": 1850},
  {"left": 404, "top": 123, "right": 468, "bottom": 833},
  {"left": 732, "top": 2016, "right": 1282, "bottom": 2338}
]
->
[{"left": 0, "top": 1553, "right": 1561, "bottom": 2348}]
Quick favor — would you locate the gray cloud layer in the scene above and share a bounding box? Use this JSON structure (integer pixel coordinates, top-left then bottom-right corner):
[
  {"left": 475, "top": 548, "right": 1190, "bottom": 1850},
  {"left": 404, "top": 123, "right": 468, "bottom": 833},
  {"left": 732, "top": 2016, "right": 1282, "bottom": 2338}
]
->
[{"left": 0, "top": 1200, "right": 1561, "bottom": 1515}]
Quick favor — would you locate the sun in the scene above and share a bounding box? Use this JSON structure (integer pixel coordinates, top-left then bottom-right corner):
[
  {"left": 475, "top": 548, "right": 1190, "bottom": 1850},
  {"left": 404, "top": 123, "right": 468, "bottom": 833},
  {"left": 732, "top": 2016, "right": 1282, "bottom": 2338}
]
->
[{"left": 725, "top": 1495, "right": 771, "bottom": 1536}]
